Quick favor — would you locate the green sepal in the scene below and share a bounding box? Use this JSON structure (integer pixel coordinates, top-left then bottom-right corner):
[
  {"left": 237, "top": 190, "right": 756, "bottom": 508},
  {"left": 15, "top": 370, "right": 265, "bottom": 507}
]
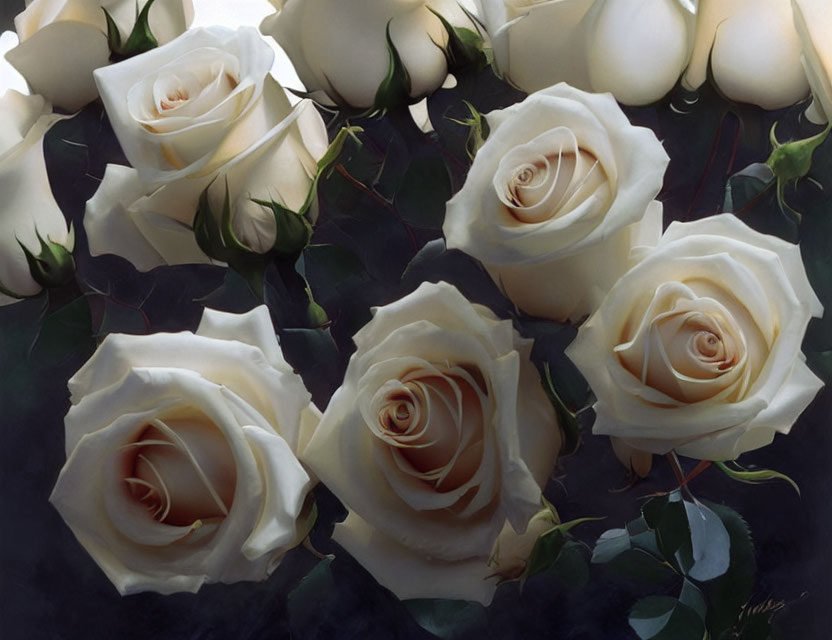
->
[
  {"left": 250, "top": 198, "right": 313, "bottom": 257},
  {"left": 520, "top": 514, "right": 603, "bottom": 585},
  {"left": 541, "top": 361, "right": 581, "bottom": 456},
  {"left": 714, "top": 460, "right": 800, "bottom": 496},
  {"left": 14, "top": 227, "right": 76, "bottom": 294},
  {"left": 427, "top": 7, "right": 487, "bottom": 72},
  {"left": 445, "top": 100, "right": 490, "bottom": 160},
  {"left": 766, "top": 121, "right": 831, "bottom": 220},
  {"left": 372, "top": 22, "right": 413, "bottom": 114},
  {"left": 104, "top": 0, "right": 160, "bottom": 63},
  {"left": 192, "top": 181, "right": 268, "bottom": 297}
]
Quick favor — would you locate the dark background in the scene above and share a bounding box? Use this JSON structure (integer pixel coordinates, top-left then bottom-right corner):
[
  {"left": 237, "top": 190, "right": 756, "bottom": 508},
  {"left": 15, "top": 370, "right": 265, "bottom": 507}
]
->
[{"left": 2, "top": 3, "right": 831, "bottom": 639}]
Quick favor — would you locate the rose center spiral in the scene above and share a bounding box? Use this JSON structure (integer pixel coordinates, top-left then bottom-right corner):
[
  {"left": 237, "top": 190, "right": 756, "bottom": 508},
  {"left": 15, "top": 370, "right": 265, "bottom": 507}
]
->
[{"left": 124, "top": 417, "right": 236, "bottom": 527}]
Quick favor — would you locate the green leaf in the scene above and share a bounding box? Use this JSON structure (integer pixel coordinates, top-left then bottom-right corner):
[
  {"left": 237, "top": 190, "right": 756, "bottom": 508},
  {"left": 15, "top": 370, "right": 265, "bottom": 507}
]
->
[
  {"left": 679, "top": 579, "right": 707, "bottom": 622},
  {"left": 549, "top": 540, "right": 590, "bottom": 588},
  {"left": 591, "top": 528, "right": 631, "bottom": 564},
  {"left": 629, "top": 596, "right": 706, "bottom": 640},
  {"left": 29, "top": 295, "right": 94, "bottom": 365},
  {"left": 287, "top": 557, "right": 335, "bottom": 630},
  {"left": 401, "top": 238, "right": 446, "bottom": 282},
  {"left": 542, "top": 362, "right": 581, "bottom": 456},
  {"left": 609, "top": 548, "right": 677, "bottom": 584},
  {"left": 682, "top": 500, "right": 731, "bottom": 582},
  {"left": 649, "top": 495, "right": 690, "bottom": 563},
  {"left": 594, "top": 518, "right": 677, "bottom": 583},
  {"left": 723, "top": 163, "right": 774, "bottom": 214},
  {"left": 404, "top": 599, "right": 488, "bottom": 640},
  {"left": 714, "top": 461, "right": 800, "bottom": 496},
  {"left": 303, "top": 243, "right": 370, "bottom": 311},
  {"left": 701, "top": 503, "right": 756, "bottom": 638},
  {"left": 394, "top": 153, "right": 452, "bottom": 228}
]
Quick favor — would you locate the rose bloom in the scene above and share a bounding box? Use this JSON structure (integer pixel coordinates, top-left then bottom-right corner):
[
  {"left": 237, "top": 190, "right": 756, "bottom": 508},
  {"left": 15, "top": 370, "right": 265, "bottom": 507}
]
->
[
  {"left": 566, "top": 214, "right": 823, "bottom": 461},
  {"left": 791, "top": 0, "right": 832, "bottom": 124},
  {"left": 6, "top": 0, "right": 194, "bottom": 112},
  {"left": 50, "top": 306, "right": 321, "bottom": 594},
  {"left": 86, "top": 26, "right": 328, "bottom": 270},
  {"left": 301, "top": 281, "right": 561, "bottom": 604},
  {"left": 443, "top": 83, "right": 668, "bottom": 323},
  {"left": 0, "top": 89, "right": 72, "bottom": 305},
  {"left": 260, "top": 0, "right": 472, "bottom": 109},
  {"left": 682, "top": 0, "right": 809, "bottom": 110},
  {"left": 476, "top": 0, "right": 696, "bottom": 106}
]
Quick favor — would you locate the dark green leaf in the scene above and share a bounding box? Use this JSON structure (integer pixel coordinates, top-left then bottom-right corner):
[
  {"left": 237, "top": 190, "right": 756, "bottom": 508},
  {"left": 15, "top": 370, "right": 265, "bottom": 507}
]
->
[
  {"left": 683, "top": 500, "right": 731, "bottom": 582},
  {"left": 394, "top": 153, "right": 452, "bottom": 228},
  {"left": 679, "top": 579, "right": 707, "bottom": 622},
  {"left": 401, "top": 238, "right": 446, "bottom": 282},
  {"left": 304, "top": 244, "right": 370, "bottom": 310},
  {"left": 549, "top": 540, "right": 590, "bottom": 588},
  {"left": 629, "top": 596, "right": 706, "bottom": 640},
  {"left": 404, "top": 599, "right": 488, "bottom": 640},
  {"left": 591, "top": 528, "right": 631, "bottom": 564},
  {"left": 701, "top": 503, "right": 755, "bottom": 638},
  {"left": 608, "top": 549, "right": 677, "bottom": 585},
  {"left": 287, "top": 557, "right": 335, "bottom": 631},
  {"left": 723, "top": 163, "right": 774, "bottom": 214},
  {"left": 30, "top": 295, "right": 94, "bottom": 365}
]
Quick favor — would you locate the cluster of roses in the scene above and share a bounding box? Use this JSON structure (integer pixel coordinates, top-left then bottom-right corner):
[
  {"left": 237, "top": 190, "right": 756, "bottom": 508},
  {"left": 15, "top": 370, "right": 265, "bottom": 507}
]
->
[{"left": 0, "top": 0, "right": 825, "bottom": 609}]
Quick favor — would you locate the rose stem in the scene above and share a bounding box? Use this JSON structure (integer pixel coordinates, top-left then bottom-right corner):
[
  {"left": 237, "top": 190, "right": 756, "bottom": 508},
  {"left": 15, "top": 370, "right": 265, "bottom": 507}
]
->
[
  {"left": 665, "top": 451, "right": 696, "bottom": 501},
  {"left": 687, "top": 114, "right": 726, "bottom": 219}
]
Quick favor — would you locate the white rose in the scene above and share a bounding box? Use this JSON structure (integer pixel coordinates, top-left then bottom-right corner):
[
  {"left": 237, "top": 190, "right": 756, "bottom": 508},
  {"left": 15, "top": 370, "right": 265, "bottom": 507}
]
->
[
  {"left": 443, "top": 83, "right": 669, "bottom": 323},
  {"left": 50, "top": 305, "right": 322, "bottom": 595},
  {"left": 85, "top": 26, "right": 328, "bottom": 270},
  {"left": 5, "top": 0, "right": 194, "bottom": 112},
  {"left": 476, "top": 0, "right": 696, "bottom": 106},
  {"left": 682, "top": 0, "right": 809, "bottom": 110},
  {"left": 566, "top": 214, "right": 824, "bottom": 461},
  {"left": 260, "top": 0, "right": 462, "bottom": 109},
  {"left": 791, "top": 0, "right": 832, "bottom": 124},
  {"left": 0, "top": 89, "right": 73, "bottom": 305},
  {"left": 301, "top": 281, "right": 561, "bottom": 605}
]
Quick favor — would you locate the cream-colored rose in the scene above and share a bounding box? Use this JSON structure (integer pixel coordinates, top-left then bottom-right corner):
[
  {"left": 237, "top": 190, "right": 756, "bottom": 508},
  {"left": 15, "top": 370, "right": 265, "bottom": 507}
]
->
[
  {"left": 0, "top": 89, "right": 73, "bottom": 305},
  {"left": 443, "top": 83, "right": 668, "bottom": 323},
  {"left": 476, "top": 0, "right": 696, "bottom": 106},
  {"left": 791, "top": 0, "right": 832, "bottom": 124},
  {"left": 50, "top": 305, "right": 321, "bottom": 595},
  {"left": 566, "top": 214, "right": 823, "bottom": 461},
  {"left": 682, "top": 0, "right": 809, "bottom": 109},
  {"left": 260, "top": 0, "right": 468, "bottom": 109},
  {"left": 85, "top": 26, "right": 328, "bottom": 270},
  {"left": 5, "top": 0, "right": 193, "bottom": 112},
  {"left": 301, "top": 281, "right": 561, "bottom": 604}
]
